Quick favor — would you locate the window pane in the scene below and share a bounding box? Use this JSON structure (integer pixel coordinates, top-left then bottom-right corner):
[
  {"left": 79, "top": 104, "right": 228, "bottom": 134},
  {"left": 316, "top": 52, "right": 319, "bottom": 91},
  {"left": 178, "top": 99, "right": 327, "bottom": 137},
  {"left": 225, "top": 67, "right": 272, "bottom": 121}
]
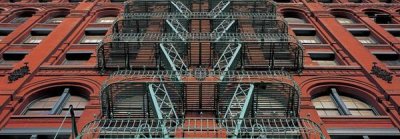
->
[
  {"left": 10, "top": 17, "right": 29, "bottom": 23},
  {"left": 297, "top": 36, "right": 321, "bottom": 44},
  {"left": 63, "top": 96, "right": 88, "bottom": 110},
  {"left": 358, "top": 110, "right": 375, "bottom": 116},
  {"left": 284, "top": 17, "right": 306, "bottom": 24},
  {"left": 46, "top": 17, "right": 64, "bottom": 24},
  {"left": 322, "top": 101, "right": 337, "bottom": 108},
  {"left": 313, "top": 60, "right": 338, "bottom": 66},
  {"left": 24, "top": 36, "right": 46, "bottom": 44},
  {"left": 61, "top": 109, "right": 83, "bottom": 116},
  {"left": 317, "top": 110, "right": 326, "bottom": 116},
  {"left": 81, "top": 36, "right": 104, "bottom": 44},
  {"left": 355, "top": 36, "right": 377, "bottom": 44},
  {"left": 25, "top": 110, "right": 51, "bottom": 115},
  {"left": 96, "top": 17, "right": 117, "bottom": 24},
  {"left": 324, "top": 110, "right": 340, "bottom": 116},
  {"left": 336, "top": 18, "right": 354, "bottom": 24}
]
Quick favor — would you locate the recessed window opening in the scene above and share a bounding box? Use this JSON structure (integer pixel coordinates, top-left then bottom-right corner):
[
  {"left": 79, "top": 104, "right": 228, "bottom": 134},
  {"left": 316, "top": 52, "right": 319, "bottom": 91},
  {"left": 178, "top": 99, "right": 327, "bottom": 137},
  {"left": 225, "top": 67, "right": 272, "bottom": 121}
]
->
[
  {"left": 312, "top": 88, "right": 377, "bottom": 116},
  {"left": 309, "top": 53, "right": 338, "bottom": 66},
  {"left": 294, "top": 29, "right": 322, "bottom": 44},
  {"left": 63, "top": 52, "right": 92, "bottom": 65},
  {"left": 10, "top": 12, "right": 35, "bottom": 23},
  {"left": 80, "top": 28, "right": 107, "bottom": 44},
  {"left": 0, "top": 52, "right": 27, "bottom": 65},
  {"left": 0, "top": 29, "right": 13, "bottom": 42},
  {"left": 349, "top": 29, "right": 378, "bottom": 44},
  {"left": 374, "top": 53, "right": 400, "bottom": 66},
  {"left": 24, "top": 29, "right": 52, "bottom": 44}
]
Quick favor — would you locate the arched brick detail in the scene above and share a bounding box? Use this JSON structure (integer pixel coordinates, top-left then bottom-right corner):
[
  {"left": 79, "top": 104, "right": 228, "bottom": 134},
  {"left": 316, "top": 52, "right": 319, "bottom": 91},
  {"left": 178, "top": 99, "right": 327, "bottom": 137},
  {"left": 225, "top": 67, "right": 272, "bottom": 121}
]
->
[
  {"left": 300, "top": 76, "right": 386, "bottom": 115},
  {"left": 13, "top": 77, "right": 101, "bottom": 115}
]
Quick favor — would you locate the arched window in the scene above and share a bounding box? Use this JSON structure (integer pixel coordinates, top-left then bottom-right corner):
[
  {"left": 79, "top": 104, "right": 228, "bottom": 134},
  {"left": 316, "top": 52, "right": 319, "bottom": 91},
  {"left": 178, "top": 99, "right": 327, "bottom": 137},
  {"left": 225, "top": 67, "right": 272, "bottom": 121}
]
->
[
  {"left": 364, "top": 10, "right": 392, "bottom": 24},
  {"left": 10, "top": 11, "right": 35, "bottom": 24},
  {"left": 335, "top": 17, "right": 354, "bottom": 24},
  {"left": 312, "top": 88, "right": 377, "bottom": 116},
  {"left": 45, "top": 15, "right": 66, "bottom": 24},
  {"left": 96, "top": 16, "right": 117, "bottom": 24},
  {"left": 283, "top": 12, "right": 307, "bottom": 24},
  {"left": 23, "top": 88, "right": 88, "bottom": 116}
]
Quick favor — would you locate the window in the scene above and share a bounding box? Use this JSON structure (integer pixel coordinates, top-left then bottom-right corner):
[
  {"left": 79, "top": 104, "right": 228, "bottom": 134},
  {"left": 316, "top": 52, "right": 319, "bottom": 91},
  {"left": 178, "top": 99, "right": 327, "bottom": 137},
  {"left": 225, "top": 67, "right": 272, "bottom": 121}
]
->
[
  {"left": 80, "top": 28, "right": 107, "bottom": 44},
  {"left": 349, "top": 29, "right": 379, "bottom": 44},
  {"left": 24, "top": 36, "right": 46, "bottom": 44},
  {"left": 10, "top": 12, "right": 34, "bottom": 24},
  {"left": 284, "top": 17, "right": 306, "bottom": 24},
  {"left": 309, "top": 53, "right": 338, "bottom": 66},
  {"left": 80, "top": 36, "right": 103, "bottom": 44},
  {"left": 69, "top": 0, "right": 82, "bottom": 2},
  {"left": 96, "top": 16, "right": 117, "bottom": 24},
  {"left": 0, "top": 28, "right": 13, "bottom": 42},
  {"left": 294, "top": 29, "right": 322, "bottom": 44},
  {"left": 297, "top": 36, "right": 321, "bottom": 44},
  {"left": 45, "top": 16, "right": 65, "bottom": 24},
  {"left": 379, "top": 0, "right": 392, "bottom": 3},
  {"left": 9, "top": 0, "right": 21, "bottom": 3},
  {"left": 110, "top": 0, "right": 125, "bottom": 2},
  {"left": 336, "top": 17, "right": 355, "bottom": 24},
  {"left": 365, "top": 12, "right": 391, "bottom": 24},
  {"left": 23, "top": 29, "right": 52, "bottom": 44},
  {"left": 375, "top": 14, "right": 392, "bottom": 24},
  {"left": 0, "top": 52, "right": 27, "bottom": 65},
  {"left": 283, "top": 12, "right": 307, "bottom": 24},
  {"left": 274, "top": 0, "right": 291, "bottom": 3},
  {"left": 388, "top": 30, "right": 400, "bottom": 40},
  {"left": 374, "top": 53, "right": 400, "bottom": 66},
  {"left": 348, "top": 0, "right": 362, "bottom": 3},
  {"left": 24, "top": 88, "right": 88, "bottom": 116},
  {"left": 355, "top": 36, "right": 377, "bottom": 44},
  {"left": 39, "top": 0, "right": 50, "bottom": 2},
  {"left": 318, "top": 0, "right": 333, "bottom": 3},
  {"left": 63, "top": 52, "right": 92, "bottom": 65},
  {"left": 312, "top": 88, "right": 377, "bottom": 117}
]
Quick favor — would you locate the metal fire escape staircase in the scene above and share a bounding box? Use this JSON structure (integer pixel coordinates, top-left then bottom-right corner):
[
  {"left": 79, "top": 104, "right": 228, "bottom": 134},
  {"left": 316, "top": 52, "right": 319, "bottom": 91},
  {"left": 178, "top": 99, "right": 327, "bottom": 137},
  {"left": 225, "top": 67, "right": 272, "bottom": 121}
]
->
[
  {"left": 75, "top": 0, "right": 327, "bottom": 139},
  {"left": 148, "top": 77, "right": 179, "bottom": 138}
]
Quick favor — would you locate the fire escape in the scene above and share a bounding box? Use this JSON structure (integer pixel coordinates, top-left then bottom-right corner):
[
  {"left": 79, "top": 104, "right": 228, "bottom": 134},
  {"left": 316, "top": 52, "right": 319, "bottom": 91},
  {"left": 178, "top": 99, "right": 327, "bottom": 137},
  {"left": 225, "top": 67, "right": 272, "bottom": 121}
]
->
[{"left": 80, "top": 0, "right": 325, "bottom": 138}]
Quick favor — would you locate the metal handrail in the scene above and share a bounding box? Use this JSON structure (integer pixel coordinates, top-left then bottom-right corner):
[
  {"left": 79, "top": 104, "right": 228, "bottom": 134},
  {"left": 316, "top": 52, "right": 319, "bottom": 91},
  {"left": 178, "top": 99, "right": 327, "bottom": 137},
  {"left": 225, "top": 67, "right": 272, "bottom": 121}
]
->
[{"left": 77, "top": 117, "right": 325, "bottom": 139}]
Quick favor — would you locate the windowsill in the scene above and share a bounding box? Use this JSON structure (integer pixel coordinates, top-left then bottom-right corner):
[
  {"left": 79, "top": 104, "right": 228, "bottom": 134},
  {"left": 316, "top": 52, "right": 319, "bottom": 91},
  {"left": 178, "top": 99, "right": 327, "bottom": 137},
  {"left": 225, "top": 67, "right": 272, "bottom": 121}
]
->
[
  {"left": 70, "top": 44, "right": 98, "bottom": 48},
  {"left": 363, "top": 43, "right": 391, "bottom": 48},
  {"left": 341, "top": 23, "right": 367, "bottom": 28},
  {"left": 303, "top": 44, "right": 331, "bottom": 48},
  {"left": 9, "top": 44, "right": 37, "bottom": 48},
  {"left": 387, "top": 66, "right": 400, "bottom": 69}
]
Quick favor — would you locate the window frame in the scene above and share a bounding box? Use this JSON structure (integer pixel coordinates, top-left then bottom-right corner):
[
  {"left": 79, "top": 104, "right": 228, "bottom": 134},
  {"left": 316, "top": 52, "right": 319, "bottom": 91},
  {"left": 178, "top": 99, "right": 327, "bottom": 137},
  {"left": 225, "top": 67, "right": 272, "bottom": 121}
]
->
[
  {"left": 23, "top": 88, "right": 88, "bottom": 116},
  {"left": 312, "top": 88, "right": 378, "bottom": 117},
  {"left": 95, "top": 16, "right": 117, "bottom": 24}
]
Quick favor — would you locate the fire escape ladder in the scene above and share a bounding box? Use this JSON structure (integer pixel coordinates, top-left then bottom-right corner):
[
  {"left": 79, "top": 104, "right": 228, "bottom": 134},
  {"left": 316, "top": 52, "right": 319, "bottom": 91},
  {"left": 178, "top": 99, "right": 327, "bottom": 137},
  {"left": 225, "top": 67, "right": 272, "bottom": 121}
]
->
[
  {"left": 170, "top": 1, "right": 192, "bottom": 16},
  {"left": 209, "top": 0, "right": 231, "bottom": 18},
  {"left": 166, "top": 18, "right": 189, "bottom": 42},
  {"left": 147, "top": 77, "right": 179, "bottom": 138},
  {"left": 212, "top": 18, "right": 236, "bottom": 42},
  {"left": 213, "top": 40, "right": 242, "bottom": 81},
  {"left": 223, "top": 84, "right": 255, "bottom": 138},
  {"left": 160, "top": 40, "right": 188, "bottom": 81}
]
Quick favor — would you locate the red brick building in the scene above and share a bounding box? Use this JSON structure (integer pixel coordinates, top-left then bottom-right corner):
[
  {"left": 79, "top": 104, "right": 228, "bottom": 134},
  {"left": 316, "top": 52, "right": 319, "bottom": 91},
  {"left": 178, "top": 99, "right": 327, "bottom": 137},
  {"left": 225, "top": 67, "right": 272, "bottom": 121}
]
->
[{"left": 0, "top": 0, "right": 400, "bottom": 139}]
